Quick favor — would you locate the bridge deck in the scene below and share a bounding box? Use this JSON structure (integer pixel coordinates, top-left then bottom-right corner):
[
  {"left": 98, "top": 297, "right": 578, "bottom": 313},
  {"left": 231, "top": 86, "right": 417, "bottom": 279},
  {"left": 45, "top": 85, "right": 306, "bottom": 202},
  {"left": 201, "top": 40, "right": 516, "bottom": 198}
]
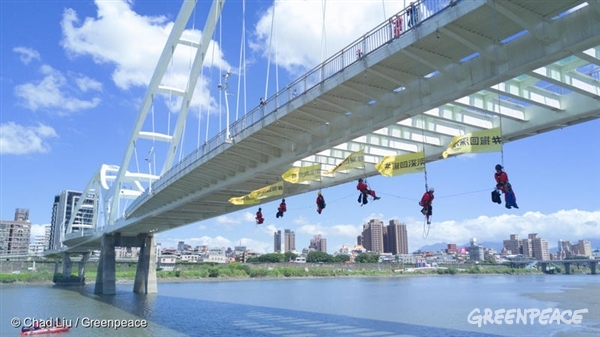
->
[{"left": 61, "top": 0, "right": 600, "bottom": 253}]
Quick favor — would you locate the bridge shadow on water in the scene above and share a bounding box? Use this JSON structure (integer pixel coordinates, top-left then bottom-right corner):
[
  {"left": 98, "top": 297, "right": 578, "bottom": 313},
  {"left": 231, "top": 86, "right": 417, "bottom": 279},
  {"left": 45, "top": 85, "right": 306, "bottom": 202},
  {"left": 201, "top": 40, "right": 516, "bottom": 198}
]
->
[{"left": 59, "top": 283, "right": 505, "bottom": 337}]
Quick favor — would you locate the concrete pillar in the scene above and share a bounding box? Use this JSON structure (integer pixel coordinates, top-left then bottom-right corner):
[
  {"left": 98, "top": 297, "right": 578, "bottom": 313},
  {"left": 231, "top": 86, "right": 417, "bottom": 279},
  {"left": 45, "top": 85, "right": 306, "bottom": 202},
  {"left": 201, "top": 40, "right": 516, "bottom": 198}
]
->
[
  {"left": 134, "top": 234, "right": 157, "bottom": 294},
  {"left": 94, "top": 234, "right": 116, "bottom": 295},
  {"left": 591, "top": 262, "right": 597, "bottom": 275},
  {"left": 564, "top": 262, "right": 571, "bottom": 275},
  {"left": 61, "top": 253, "right": 73, "bottom": 277},
  {"left": 541, "top": 263, "right": 547, "bottom": 273},
  {"left": 78, "top": 252, "right": 90, "bottom": 281}
]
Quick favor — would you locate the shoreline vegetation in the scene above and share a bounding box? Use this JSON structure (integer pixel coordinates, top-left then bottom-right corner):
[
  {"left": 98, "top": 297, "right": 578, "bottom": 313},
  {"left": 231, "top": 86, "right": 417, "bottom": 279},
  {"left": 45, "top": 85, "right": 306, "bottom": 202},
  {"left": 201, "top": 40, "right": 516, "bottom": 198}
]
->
[{"left": 1, "top": 262, "right": 591, "bottom": 285}]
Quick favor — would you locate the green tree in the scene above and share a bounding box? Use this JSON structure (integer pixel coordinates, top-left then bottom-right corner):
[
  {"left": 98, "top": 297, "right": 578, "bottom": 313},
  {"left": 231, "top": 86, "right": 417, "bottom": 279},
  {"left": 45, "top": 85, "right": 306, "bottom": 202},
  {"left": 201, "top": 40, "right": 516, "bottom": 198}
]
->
[
  {"left": 284, "top": 251, "right": 298, "bottom": 262},
  {"left": 333, "top": 254, "right": 350, "bottom": 263},
  {"left": 258, "top": 253, "right": 285, "bottom": 263},
  {"left": 306, "top": 251, "right": 333, "bottom": 263},
  {"left": 355, "top": 253, "right": 380, "bottom": 263}
]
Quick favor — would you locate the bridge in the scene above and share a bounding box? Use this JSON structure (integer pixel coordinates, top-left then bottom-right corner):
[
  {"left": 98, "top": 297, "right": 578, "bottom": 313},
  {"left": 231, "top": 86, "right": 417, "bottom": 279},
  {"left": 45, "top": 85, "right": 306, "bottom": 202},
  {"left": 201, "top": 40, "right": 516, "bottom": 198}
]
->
[
  {"left": 509, "top": 259, "right": 599, "bottom": 275},
  {"left": 46, "top": 0, "right": 600, "bottom": 294}
]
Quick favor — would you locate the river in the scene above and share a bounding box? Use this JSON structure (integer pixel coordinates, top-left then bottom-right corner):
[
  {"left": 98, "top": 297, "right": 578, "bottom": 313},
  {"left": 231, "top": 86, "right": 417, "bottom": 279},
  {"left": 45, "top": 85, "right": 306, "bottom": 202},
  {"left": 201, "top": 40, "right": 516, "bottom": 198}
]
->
[{"left": 2, "top": 274, "right": 599, "bottom": 336}]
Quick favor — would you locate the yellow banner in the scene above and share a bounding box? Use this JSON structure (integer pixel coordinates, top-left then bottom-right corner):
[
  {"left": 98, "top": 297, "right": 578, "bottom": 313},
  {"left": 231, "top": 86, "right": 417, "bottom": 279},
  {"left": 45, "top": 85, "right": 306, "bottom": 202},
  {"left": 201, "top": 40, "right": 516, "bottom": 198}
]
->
[
  {"left": 282, "top": 164, "right": 322, "bottom": 184},
  {"left": 442, "top": 127, "right": 502, "bottom": 159},
  {"left": 325, "top": 149, "right": 365, "bottom": 175},
  {"left": 228, "top": 195, "right": 260, "bottom": 205},
  {"left": 249, "top": 181, "right": 284, "bottom": 199},
  {"left": 375, "top": 151, "right": 425, "bottom": 177}
]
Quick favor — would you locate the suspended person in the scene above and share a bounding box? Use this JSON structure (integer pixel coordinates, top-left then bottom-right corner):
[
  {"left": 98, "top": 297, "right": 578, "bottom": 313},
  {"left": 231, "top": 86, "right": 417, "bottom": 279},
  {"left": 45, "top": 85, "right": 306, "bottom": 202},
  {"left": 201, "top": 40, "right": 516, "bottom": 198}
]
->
[
  {"left": 356, "top": 178, "right": 380, "bottom": 205},
  {"left": 419, "top": 187, "right": 434, "bottom": 225},
  {"left": 256, "top": 208, "right": 264, "bottom": 224},
  {"left": 494, "top": 164, "right": 519, "bottom": 209},
  {"left": 316, "top": 191, "right": 326, "bottom": 214},
  {"left": 276, "top": 199, "right": 287, "bottom": 218}
]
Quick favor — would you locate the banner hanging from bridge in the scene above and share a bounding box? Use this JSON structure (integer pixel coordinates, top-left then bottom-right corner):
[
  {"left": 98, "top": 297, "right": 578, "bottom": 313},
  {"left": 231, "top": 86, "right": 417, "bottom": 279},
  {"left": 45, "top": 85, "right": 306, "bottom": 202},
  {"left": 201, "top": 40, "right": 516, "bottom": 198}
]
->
[
  {"left": 228, "top": 194, "right": 260, "bottom": 205},
  {"left": 325, "top": 149, "right": 365, "bottom": 175},
  {"left": 249, "top": 181, "right": 284, "bottom": 199},
  {"left": 375, "top": 151, "right": 425, "bottom": 177},
  {"left": 442, "top": 127, "right": 502, "bottom": 159},
  {"left": 282, "top": 164, "right": 322, "bottom": 184}
]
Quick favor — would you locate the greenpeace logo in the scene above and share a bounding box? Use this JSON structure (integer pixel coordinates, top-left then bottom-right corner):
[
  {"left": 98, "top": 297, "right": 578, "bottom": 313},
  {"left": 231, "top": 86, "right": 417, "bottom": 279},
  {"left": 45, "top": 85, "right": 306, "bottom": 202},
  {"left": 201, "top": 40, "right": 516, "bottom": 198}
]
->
[{"left": 467, "top": 308, "right": 588, "bottom": 327}]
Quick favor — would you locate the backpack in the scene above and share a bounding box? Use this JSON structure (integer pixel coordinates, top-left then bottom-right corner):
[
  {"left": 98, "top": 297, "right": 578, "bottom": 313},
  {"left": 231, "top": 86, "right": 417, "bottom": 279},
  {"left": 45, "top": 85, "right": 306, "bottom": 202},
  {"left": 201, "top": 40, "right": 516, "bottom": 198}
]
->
[{"left": 491, "top": 190, "right": 502, "bottom": 204}]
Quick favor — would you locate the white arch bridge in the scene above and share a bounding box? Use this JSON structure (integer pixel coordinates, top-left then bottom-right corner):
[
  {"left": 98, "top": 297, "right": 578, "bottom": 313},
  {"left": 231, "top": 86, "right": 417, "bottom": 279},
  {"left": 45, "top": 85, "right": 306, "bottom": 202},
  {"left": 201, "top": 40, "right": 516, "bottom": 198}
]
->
[{"left": 48, "top": 0, "right": 600, "bottom": 294}]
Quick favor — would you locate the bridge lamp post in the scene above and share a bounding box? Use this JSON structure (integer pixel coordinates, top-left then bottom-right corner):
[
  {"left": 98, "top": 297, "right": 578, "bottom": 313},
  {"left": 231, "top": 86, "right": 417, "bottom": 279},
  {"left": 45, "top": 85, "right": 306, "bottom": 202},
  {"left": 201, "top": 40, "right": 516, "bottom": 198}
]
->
[{"left": 218, "top": 69, "right": 232, "bottom": 143}]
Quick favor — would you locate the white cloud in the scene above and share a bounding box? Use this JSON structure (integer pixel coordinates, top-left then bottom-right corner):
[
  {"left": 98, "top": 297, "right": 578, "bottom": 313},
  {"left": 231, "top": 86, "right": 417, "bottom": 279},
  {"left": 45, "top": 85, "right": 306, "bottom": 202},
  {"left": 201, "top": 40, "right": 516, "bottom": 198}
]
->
[
  {"left": 59, "top": 0, "right": 229, "bottom": 114},
  {"left": 0, "top": 122, "right": 58, "bottom": 155},
  {"left": 406, "top": 209, "right": 600, "bottom": 252},
  {"left": 14, "top": 65, "right": 101, "bottom": 114},
  {"left": 29, "top": 224, "right": 48, "bottom": 238},
  {"left": 250, "top": 1, "right": 408, "bottom": 75},
  {"left": 158, "top": 209, "right": 599, "bottom": 255},
  {"left": 216, "top": 215, "right": 241, "bottom": 225},
  {"left": 156, "top": 235, "right": 273, "bottom": 254},
  {"left": 13, "top": 47, "right": 40, "bottom": 64},
  {"left": 75, "top": 76, "right": 103, "bottom": 92}
]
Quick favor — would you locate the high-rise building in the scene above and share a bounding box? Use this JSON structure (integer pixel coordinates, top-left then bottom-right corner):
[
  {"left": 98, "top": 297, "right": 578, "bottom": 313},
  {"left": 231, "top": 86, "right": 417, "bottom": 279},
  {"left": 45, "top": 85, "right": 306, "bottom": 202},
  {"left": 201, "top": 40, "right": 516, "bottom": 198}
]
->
[
  {"left": 528, "top": 233, "right": 549, "bottom": 260},
  {"left": 521, "top": 237, "right": 533, "bottom": 258},
  {"left": 385, "top": 219, "right": 408, "bottom": 255},
  {"left": 274, "top": 230, "right": 282, "bottom": 252},
  {"left": 0, "top": 208, "right": 32, "bottom": 255},
  {"left": 284, "top": 229, "right": 296, "bottom": 253},
  {"left": 309, "top": 234, "right": 327, "bottom": 253},
  {"left": 49, "top": 190, "right": 96, "bottom": 250},
  {"left": 468, "top": 237, "right": 484, "bottom": 261},
  {"left": 576, "top": 240, "right": 592, "bottom": 258},
  {"left": 361, "top": 219, "right": 384, "bottom": 253},
  {"left": 446, "top": 244, "right": 458, "bottom": 254},
  {"left": 503, "top": 234, "right": 521, "bottom": 255}
]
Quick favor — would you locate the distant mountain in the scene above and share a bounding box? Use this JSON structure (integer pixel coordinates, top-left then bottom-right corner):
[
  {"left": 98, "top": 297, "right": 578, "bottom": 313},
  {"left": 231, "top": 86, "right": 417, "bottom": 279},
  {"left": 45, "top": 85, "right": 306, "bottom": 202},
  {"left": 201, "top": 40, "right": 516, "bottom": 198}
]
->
[{"left": 414, "top": 242, "right": 448, "bottom": 253}]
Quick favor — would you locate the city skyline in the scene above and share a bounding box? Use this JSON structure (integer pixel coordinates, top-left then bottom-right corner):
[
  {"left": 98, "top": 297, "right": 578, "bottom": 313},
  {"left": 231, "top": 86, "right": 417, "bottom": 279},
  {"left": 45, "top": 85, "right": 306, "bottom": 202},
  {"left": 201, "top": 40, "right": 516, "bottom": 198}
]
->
[{"left": 1, "top": 1, "right": 598, "bottom": 254}]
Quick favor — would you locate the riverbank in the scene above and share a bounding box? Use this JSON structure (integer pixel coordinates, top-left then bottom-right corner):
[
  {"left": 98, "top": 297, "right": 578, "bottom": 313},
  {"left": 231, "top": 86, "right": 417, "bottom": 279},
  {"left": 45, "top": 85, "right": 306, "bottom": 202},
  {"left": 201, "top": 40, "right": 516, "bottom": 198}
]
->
[
  {"left": 1, "top": 264, "right": 549, "bottom": 285},
  {"left": 525, "top": 284, "right": 600, "bottom": 337}
]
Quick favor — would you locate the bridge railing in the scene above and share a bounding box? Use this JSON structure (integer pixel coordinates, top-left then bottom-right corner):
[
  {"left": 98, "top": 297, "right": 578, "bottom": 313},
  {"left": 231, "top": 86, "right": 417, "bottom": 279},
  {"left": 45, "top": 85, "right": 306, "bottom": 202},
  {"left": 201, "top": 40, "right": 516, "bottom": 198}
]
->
[{"left": 125, "top": 0, "right": 457, "bottom": 217}]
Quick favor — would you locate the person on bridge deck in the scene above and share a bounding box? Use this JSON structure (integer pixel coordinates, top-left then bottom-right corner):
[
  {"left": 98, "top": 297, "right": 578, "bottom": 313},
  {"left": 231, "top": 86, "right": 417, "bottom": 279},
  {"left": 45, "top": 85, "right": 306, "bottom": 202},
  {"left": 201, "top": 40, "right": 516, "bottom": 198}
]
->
[
  {"left": 391, "top": 14, "right": 403, "bottom": 38},
  {"left": 256, "top": 208, "right": 264, "bottom": 224},
  {"left": 357, "top": 178, "right": 380, "bottom": 205},
  {"left": 494, "top": 164, "right": 519, "bottom": 209},
  {"left": 260, "top": 97, "right": 267, "bottom": 106},
  {"left": 407, "top": 2, "right": 419, "bottom": 28},
  {"left": 419, "top": 187, "right": 435, "bottom": 225},
  {"left": 276, "top": 199, "right": 287, "bottom": 218},
  {"left": 316, "top": 191, "right": 326, "bottom": 214}
]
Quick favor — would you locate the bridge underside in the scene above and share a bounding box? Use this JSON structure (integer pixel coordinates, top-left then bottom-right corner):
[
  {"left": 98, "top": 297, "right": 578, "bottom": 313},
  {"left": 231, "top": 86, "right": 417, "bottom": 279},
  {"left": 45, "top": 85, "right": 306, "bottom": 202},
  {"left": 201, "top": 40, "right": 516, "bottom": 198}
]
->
[{"left": 62, "top": 0, "right": 599, "bottom": 253}]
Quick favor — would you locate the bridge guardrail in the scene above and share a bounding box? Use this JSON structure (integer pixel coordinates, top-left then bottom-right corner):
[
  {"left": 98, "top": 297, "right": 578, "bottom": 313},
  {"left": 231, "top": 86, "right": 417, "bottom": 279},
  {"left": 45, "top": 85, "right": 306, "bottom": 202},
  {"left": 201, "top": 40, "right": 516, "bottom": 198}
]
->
[{"left": 124, "top": 0, "right": 458, "bottom": 217}]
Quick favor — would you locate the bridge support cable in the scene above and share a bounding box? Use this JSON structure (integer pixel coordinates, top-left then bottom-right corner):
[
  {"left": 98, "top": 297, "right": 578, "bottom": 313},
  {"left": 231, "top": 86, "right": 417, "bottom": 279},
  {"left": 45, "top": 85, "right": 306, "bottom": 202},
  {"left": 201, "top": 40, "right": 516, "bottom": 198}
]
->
[
  {"left": 235, "top": 0, "right": 247, "bottom": 122},
  {"left": 493, "top": 0, "right": 505, "bottom": 169},
  {"left": 264, "top": 2, "right": 276, "bottom": 100}
]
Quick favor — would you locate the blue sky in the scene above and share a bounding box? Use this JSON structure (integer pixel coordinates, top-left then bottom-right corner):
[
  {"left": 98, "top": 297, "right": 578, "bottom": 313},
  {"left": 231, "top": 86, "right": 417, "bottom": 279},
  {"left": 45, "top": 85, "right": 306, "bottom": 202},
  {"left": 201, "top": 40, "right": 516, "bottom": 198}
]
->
[{"left": 1, "top": 0, "right": 599, "bottom": 254}]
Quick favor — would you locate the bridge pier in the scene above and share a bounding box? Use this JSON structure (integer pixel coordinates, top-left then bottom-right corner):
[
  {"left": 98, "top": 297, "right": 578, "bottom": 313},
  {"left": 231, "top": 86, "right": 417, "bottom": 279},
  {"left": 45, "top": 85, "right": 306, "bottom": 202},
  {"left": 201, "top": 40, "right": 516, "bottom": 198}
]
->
[
  {"left": 133, "top": 234, "right": 157, "bottom": 294},
  {"left": 61, "top": 252, "right": 73, "bottom": 277},
  {"left": 540, "top": 263, "right": 548, "bottom": 273},
  {"left": 564, "top": 262, "right": 571, "bottom": 275},
  {"left": 78, "top": 252, "right": 90, "bottom": 281},
  {"left": 591, "top": 262, "right": 597, "bottom": 275},
  {"left": 95, "top": 234, "right": 116, "bottom": 295}
]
